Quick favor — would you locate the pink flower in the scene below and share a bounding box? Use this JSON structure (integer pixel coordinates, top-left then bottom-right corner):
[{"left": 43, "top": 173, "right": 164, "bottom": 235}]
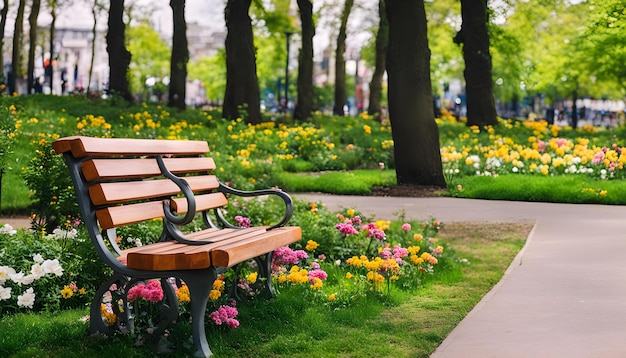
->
[
  {"left": 210, "top": 305, "right": 239, "bottom": 328},
  {"left": 127, "top": 283, "right": 145, "bottom": 302},
  {"left": 401, "top": 223, "right": 411, "bottom": 231},
  {"left": 336, "top": 223, "right": 359, "bottom": 236},
  {"left": 311, "top": 262, "right": 320, "bottom": 270},
  {"left": 133, "top": 280, "right": 164, "bottom": 303},
  {"left": 379, "top": 248, "right": 392, "bottom": 259},
  {"left": 351, "top": 216, "right": 362, "bottom": 225},
  {"left": 235, "top": 216, "right": 251, "bottom": 228},
  {"left": 308, "top": 269, "right": 328, "bottom": 282},
  {"left": 366, "top": 227, "right": 386, "bottom": 241},
  {"left": 392, "top": 245, "right": 408, "bottom": 258},
  {"left": 318, "top": 254, "right": 326, "bottom": 261},
  {"left": 273, "top": 247, "right": 308, "bottom": 266},
  {"left": 592, "top": 151, "right": 605, "bottom": 164}
]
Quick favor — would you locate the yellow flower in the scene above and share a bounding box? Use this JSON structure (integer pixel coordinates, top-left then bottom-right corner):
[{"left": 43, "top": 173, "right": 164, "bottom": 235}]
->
[
  {"left": 346, "top": 208, "right": 355, "bottom": 218},
  {"left": 177, "top": 284, "right": 191, "bottom": 303},
  {"left": 209, "top": 289, "right": 222, "bottom": 301},
  {"left": 213, "top": 279, "right": 225, "bottom": 291},
  {"left": 413, "top": 233, "right": 423, "bottom": 241},
  {"left": 345, "top": 272, "right": 353, "bottom": 279},
  {"left": 79, "top": 287, "right": 87, "bottom": 295},
  {"left": 305, "top": 240, "right": 319, "bottom": 251},
  {"left": 61, "top": 286, "right": 74, "bottom": 299},
  {"left": 310, "top": 277, "right": 323, "bottom": 290},
  {"left": 246, "top": 272, "right": 258, "bottom": 284},
  {"left": 328, "top": 293, "right": 336, "bottom": 301}
]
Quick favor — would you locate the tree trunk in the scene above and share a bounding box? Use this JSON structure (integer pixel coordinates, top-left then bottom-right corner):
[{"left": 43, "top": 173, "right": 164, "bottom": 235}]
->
[
  {"left": 106, "top": 0, "right": 133, "bottom": 101},
  {"left": 223, "top": 0, "right": 261, "bottom": 124},
  {"left": 454, "top": 0, "right": 497, "bottom": 127},
  {"left": 169, "top": 0, "right": 188, "bottom": 110},
  {"left": 293, "top": 0, "right": 315, "bottom": 121},
  {"left": 48, "top": 0, "right": 56, "bottom": 94},
  {"left": 9, "top": 0, "right": 26, "bottom": 94},
  {"left": 333, "top": 0, "right": 353, "bottom": 116},
  {"left": 367, "top": 0, "right": 388, "bottom": 121},
  {"left": 385, "top": 0, "right": 445, "bottom": 187},
  {"left": 0, "top": 0, "right": 9, "bottom": 86},
  {"left": 88, "top": 0, "right": 98, "bottom": 93},
  {"left": 27, "top": 0, "right": 41, "bottom": 94}
]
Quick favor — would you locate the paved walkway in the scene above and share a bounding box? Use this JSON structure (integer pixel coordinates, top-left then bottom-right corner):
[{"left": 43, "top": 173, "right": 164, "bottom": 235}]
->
[{"left": 295, "top": 194, "right": 626, "bottom": 358}]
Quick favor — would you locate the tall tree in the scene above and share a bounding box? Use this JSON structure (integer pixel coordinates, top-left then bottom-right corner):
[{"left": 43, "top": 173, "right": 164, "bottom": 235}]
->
[
  {"left": 9, "top": 0, "right": 26, "bottom": 94},
  {"left": 106, "top": 0, "right": 133, "bottom": 101},
  {"left": 27, "top": 0, "right": 41, "bottom": 94},
  {"left": 47, "top": 0, "right": 57, "bottom": 93},
  {"left": 385, "top": 0, "right": 445, "bottom": 187},
  {"left": 0, "top": 0, "right": 9, "bottom": 86},
  {"left": 453, "top": 0, "right": 497, "bottom": 127},
  {"left": 367, "top": 0, "right": 387, "bottom": 120},
  {"left": 88, "top": 0, "right": 106, "bottom": 93},
  {"left": 293, "top": 0, "right": 314, "bottom": 121},
  {"left": 168, "top": 0, "right": 188, "bottom": 109},
  {"left": 333, "top": 0, "right": 353, "bottom": 116},
  {"left": 223, "top": 0, "right": 261, "bottom": 124}
]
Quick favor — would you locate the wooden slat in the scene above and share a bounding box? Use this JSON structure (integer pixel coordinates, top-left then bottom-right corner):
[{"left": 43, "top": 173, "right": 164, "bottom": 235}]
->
[
  {"left": 89, "top": 175, "right": 219, "bottom": 205},
  {"left": 82, "top": 157, "right": 216, "bottom": 181},
  {"left": 96, "top": 201, "right": 165, "bottom": 229},
  {"left": 122, "top": 227, "right": 301, "bottom": 271},
  {"left": 183, "top": 227, "right": 269, "bottom": 247},
  {"left": 171, "top": 193, "right": 228, "bottom": 213},
  {"left": 52, "top": 136, "right": 209, "bottom": 158},
  {"left": 211, "top": 227, "right": 302, "bottom": 267}
]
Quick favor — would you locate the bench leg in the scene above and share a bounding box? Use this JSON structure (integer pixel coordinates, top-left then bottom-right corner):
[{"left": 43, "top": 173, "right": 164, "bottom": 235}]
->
[
  {"left": 88, "top": 274, "right": 132, "bottom": 336},
  {"left": 182, "top": 269, "right": 217, "bottom": 358},
  {"left": 260, "top": 252, "right": 277, "bottom": 298}
]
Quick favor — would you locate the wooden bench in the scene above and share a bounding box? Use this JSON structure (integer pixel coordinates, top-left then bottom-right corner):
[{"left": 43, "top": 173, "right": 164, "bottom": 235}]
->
[{"left": 52, "top": 136, "right": 302, "bottom": 357}]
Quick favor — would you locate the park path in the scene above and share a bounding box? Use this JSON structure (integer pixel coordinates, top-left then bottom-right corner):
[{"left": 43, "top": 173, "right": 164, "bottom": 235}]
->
[{"left": 295, "top": 194, "right": 626, "bottom": 358}]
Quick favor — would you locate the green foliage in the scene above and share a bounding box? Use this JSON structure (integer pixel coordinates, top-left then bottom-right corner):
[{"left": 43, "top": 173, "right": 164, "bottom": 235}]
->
[
  {"left": 127, "top": 22, "right": 171, "bottom": 98},
  {"left": 21, "top": 135, "right": 78, "bottom": 231},
  {"left": 188, "top": 49, "right": 227, "bottom": 101}
]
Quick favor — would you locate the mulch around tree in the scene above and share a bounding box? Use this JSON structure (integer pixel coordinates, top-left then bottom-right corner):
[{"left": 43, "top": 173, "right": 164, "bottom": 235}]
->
[{"left": 369, "top": 184, "right": 447, "bottom": 198}]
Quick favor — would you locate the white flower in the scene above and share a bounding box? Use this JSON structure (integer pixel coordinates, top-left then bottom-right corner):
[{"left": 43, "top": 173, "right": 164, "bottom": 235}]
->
[
  {"left": 30, "top": 263, "right": 44, "bottom": 280},
  {"left": 33, "top": 254, "right": 44, "bottom": 263},
  {"left": 0, "top": 224, "right": 17, "bottom": 236},
  {"left": 41, "top": 259, "right": 64, "bottom": 277},
  {"left": 0, "top": 266, "right": 16, "bottom": 284},
  {"left": 47, "top": 228, "right": 78, "bottom": 240},
  {"left": 11, "top": 272, "right": 36, "bottom": 286},
  {"left": 512, "top": 167, "right": 519, "bottom": 173},
  {"left": 0, "top": 285, "right": 12, "bottom": 300},
  {"left": 17, "top": 287, "right": 35, "bottom": 309}
]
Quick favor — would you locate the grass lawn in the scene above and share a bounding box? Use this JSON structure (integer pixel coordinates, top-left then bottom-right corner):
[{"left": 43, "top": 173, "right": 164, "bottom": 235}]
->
[{"left": 0, "top": 222, "right": 530, "bottom": 357}]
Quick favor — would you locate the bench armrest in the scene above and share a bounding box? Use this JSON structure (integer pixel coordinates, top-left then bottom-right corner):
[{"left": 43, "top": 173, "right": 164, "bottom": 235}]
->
[
  {"left": 156, "top": 155, "right": 197, "bottom": 226},
  {"left": 218, "top": 182, "right": 294, "bottom": 230}
]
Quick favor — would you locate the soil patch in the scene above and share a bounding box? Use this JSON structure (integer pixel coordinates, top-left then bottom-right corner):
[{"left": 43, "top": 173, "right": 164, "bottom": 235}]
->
[{"left": 370, "top": 184, "right": 447, "bottom": 198}]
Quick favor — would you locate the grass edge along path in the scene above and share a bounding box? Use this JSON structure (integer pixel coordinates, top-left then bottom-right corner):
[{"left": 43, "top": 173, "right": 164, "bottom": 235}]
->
[{"left": 0, "top": 221, "right": 531, "bottom": 358}]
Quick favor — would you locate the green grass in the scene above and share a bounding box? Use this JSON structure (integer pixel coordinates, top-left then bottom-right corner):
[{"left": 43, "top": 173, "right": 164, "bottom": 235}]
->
[
  {"left": 449, "top": 174, "right": 625, "bottom": 205},
  {"left": 276, "top": 169, "right": 396, "bottom": 195},
  {"left": 0, "top": 222, "right": 530, "bottom": 357}
]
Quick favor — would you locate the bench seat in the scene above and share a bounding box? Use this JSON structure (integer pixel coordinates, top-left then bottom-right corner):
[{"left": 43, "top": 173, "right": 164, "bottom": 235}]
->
[{"left": 118, "top": 226, "right": 302, "bottom": 270}]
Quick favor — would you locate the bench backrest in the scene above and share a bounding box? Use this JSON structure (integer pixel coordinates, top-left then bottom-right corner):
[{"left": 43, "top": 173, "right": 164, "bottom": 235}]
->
[{"left": 52, "top": 136, "right": 228, "bottom": 270}]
